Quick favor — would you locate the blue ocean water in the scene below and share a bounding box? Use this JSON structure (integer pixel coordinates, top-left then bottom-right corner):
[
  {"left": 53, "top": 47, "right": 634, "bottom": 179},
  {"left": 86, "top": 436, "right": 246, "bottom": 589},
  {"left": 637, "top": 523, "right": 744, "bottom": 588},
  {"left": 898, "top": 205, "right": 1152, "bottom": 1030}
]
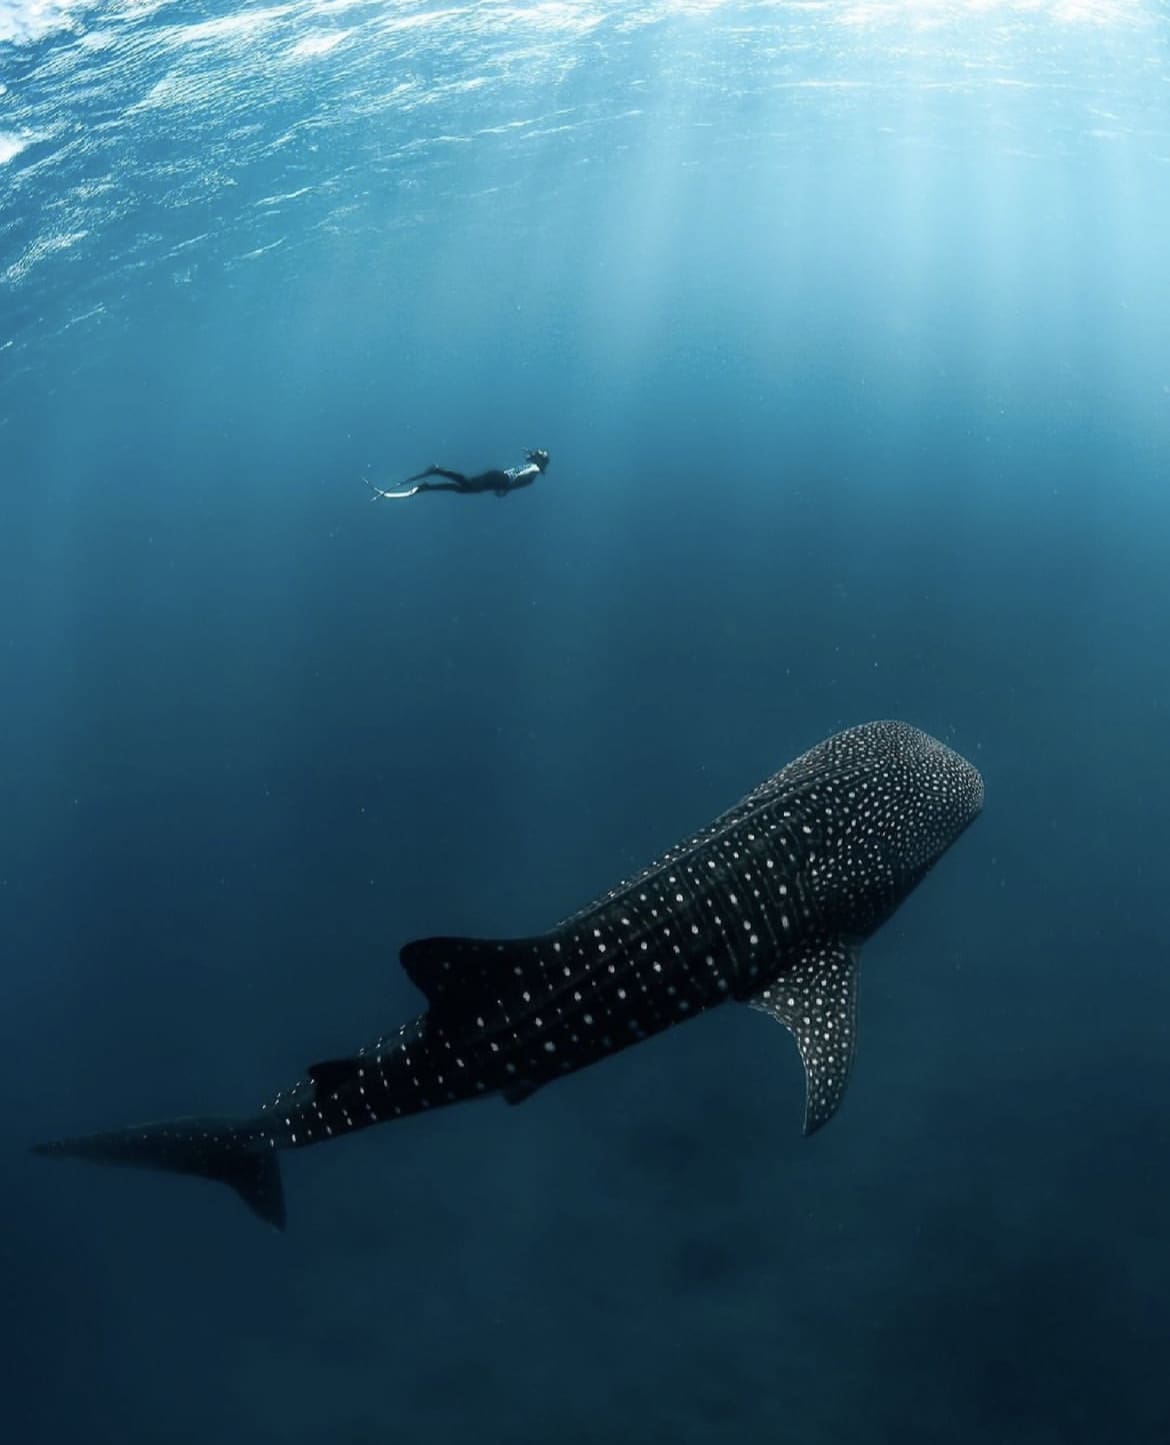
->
[{"left": 3, "top": 1, "right": 1169, "bottom": 1440}]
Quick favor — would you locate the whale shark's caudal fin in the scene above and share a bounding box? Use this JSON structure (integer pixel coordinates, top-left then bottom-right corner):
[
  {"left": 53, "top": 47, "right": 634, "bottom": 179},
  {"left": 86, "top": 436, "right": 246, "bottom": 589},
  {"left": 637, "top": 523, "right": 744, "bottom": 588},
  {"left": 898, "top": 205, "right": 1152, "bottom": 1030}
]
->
[{"left": 31, "top": 1116, "right": 286, "bottom": 1230}]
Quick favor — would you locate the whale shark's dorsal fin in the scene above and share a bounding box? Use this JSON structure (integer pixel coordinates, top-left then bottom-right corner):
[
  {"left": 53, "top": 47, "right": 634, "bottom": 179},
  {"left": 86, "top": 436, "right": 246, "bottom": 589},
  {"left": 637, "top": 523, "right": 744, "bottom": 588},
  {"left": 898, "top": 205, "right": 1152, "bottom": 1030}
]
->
[
  {"left": 399, "top": 935, "right": 549, "bottom": 1019},
  {"left": 306, "top": 1059, "right": 357, "bottom": 1097},
  {"left": 750, "top": 939, "right": 860, "bottom": 1136}
]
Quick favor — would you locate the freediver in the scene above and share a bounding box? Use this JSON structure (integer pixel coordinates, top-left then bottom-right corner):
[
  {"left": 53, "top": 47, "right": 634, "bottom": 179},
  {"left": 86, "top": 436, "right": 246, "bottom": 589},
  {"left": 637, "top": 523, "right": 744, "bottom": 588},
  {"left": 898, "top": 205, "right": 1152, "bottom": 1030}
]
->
[{"left": 367, "top": 449, "right": 551, "bottom": 501}]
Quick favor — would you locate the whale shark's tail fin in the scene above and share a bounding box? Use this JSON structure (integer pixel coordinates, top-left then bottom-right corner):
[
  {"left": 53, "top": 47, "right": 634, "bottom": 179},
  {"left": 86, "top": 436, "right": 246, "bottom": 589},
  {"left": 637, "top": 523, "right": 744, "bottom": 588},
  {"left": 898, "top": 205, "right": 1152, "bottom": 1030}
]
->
[{"left": 31, "top": 1116, "right": 285, "bottom": 1230}]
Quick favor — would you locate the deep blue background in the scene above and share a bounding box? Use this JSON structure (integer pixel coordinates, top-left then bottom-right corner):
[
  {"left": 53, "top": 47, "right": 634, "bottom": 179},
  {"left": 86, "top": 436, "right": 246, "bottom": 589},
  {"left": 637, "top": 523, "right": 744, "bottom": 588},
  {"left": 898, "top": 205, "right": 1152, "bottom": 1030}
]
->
[{"left": 2, "top": 3, "right": 1169, "bottom": 1441}]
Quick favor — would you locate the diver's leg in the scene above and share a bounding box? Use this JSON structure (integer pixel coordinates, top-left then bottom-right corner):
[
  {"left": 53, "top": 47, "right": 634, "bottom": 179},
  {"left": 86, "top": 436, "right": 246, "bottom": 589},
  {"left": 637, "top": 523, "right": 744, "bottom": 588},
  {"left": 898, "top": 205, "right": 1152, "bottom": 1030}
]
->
[{"left": 404, "top": 465, "right": 469, "bottom": 486}]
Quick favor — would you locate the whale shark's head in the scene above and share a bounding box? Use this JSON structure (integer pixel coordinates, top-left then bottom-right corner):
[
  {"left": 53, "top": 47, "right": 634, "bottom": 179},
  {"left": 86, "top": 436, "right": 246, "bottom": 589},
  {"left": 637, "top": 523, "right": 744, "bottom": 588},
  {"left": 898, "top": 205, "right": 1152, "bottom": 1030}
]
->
[
  {"left": 784, "top": 720, "right": 983, "bottom": 941},
  {"left": 875, "top": 720, "right": 984, "bottom": 865}
]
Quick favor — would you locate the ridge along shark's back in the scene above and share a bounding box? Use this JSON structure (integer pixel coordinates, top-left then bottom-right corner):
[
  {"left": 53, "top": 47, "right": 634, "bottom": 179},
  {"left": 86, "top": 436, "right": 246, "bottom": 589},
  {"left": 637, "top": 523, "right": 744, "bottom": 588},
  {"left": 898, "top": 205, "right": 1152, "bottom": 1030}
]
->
[
  {"left": 31, "top": 721, "right": 983, "bottom": 1229},
  {"left": 563, "top": 719, "right": 983, "bottom": 942}
]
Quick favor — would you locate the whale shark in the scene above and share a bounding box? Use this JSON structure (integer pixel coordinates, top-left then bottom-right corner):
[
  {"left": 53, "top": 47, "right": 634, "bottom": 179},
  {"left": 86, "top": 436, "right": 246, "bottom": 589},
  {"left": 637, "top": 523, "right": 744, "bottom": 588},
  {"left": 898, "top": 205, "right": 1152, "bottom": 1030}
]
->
[{"left": 33, "top": 720, "right": 983, "bottom": 1229}]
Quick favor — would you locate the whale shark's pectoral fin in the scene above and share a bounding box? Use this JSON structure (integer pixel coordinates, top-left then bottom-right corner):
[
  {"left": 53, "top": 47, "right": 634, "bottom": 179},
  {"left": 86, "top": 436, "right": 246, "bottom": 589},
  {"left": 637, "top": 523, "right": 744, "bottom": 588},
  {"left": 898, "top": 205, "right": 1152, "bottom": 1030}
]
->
[{"left": 749, "top": 939, "right": 859, "bottom": 1136}]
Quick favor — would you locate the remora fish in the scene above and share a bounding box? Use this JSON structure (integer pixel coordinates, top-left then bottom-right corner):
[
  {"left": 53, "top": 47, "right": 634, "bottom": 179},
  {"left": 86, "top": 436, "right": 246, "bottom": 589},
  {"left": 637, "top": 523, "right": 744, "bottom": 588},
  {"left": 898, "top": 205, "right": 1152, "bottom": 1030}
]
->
[{"left": 33, "top": 721, "right": 982, "bottom": 1229}]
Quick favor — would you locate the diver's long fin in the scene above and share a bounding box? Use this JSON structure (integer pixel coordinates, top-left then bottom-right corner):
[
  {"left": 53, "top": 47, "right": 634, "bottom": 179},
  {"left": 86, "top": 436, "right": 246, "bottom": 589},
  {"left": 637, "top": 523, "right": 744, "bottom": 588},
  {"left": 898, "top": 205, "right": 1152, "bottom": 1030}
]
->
[
  {"left": 749, "top": 939, "right": 859, "bottom": 1136},
  {"left": 31, "top": 1116, "right": 286, "bottom": 1230}
]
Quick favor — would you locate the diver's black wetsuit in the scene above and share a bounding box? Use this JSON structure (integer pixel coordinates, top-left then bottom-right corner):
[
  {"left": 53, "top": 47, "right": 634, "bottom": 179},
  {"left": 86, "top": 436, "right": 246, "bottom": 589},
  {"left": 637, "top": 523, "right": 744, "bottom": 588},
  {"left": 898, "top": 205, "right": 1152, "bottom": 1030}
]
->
[
  {"left": 412, "top": 467, "right": 517, "bottom": 496},
  {"left": 368, "top": 451, "right": 549, "bottom": 502}
]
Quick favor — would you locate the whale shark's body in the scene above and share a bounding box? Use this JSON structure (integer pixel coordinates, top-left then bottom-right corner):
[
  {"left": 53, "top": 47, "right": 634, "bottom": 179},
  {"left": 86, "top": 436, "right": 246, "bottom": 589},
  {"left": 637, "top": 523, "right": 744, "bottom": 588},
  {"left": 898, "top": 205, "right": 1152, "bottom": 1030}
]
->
[{"left": 34, "top": 721, "right": 982, "bottom": 1229}]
